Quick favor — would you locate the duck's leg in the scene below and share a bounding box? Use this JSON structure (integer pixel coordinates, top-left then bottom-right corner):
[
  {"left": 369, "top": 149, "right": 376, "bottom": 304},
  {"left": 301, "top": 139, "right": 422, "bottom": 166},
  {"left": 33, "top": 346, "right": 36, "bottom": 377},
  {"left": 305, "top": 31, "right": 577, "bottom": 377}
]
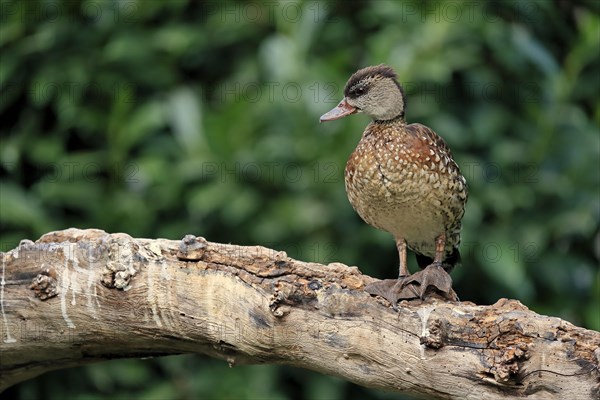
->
[
  {"left": 433, "top": 233, "right": 445, "bottom": 265},
  {"left": 364, "top": 237, "right": 418, "bottom": 308},
  {"left": 397, "top": 237, "right": 409, "bottom": 278}
]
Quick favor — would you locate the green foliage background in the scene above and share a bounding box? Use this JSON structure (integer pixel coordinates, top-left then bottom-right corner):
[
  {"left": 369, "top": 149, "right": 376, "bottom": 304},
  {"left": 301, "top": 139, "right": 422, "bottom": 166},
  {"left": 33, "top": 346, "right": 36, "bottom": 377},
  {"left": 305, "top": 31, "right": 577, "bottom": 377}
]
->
[{"left": 1, "top": 0, "right": 599, "bottom": 399}]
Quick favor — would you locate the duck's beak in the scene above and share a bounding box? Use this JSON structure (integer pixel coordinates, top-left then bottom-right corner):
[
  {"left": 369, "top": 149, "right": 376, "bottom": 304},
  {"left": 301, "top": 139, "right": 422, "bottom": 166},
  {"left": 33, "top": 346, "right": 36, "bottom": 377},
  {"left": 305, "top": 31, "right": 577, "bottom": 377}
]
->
[{"left": 320, "top": 98, "right": 357, "bottom": 122}]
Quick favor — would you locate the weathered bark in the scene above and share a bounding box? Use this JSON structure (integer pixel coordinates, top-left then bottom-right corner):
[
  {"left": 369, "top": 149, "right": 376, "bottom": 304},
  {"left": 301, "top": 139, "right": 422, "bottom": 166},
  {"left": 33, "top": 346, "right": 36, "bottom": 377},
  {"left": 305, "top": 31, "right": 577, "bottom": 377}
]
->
[{"left": 1, "top": 228, "right": 598, "bottom": 399}]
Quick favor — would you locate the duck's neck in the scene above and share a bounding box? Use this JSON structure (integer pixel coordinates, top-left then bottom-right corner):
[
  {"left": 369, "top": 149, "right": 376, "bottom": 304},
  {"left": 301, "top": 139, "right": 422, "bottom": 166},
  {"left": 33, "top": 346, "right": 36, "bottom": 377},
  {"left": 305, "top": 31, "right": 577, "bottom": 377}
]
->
[
  {"left": 362, "top": 116, "right": 406, "bottom": 139},
  {"left": 373, "top": 114, "right": 406, "bottom": 125}
]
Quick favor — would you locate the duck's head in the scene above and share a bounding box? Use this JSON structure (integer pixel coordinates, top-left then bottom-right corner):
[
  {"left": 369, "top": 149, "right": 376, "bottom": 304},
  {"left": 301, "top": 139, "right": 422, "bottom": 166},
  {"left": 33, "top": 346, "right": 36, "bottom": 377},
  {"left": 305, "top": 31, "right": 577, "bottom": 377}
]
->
[{"left": 320, "top": 64, "right": 406, "bottom": 122}]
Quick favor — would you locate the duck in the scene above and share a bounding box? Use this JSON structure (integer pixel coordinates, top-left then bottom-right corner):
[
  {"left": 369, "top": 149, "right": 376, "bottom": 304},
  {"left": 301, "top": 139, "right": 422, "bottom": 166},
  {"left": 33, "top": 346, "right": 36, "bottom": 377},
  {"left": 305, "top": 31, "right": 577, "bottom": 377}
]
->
[{"left": 320, "top": 64, "right": 468, "bottom": 304}]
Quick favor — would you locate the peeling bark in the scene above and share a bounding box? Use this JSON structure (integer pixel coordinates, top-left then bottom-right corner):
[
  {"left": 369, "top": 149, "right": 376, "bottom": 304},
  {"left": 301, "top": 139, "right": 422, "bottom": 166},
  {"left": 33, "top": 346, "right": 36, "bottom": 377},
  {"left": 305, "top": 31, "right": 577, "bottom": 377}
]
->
[{"left": 1, "top": 228, "right": 598, "bottom": 399}]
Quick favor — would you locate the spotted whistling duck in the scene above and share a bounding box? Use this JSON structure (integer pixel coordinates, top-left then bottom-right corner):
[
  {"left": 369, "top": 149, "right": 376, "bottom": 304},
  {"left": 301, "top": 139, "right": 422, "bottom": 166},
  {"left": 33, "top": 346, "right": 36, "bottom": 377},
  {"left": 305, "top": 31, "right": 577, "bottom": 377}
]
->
[{"left": 320, "top": 64, "right": 468, "bottom": 304}]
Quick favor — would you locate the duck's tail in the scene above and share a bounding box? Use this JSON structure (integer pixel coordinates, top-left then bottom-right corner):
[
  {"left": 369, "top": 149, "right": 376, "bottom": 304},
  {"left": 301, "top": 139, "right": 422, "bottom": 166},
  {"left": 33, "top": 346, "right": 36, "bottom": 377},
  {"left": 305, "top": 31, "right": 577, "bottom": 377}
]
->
[{"left": 415, "top": 247, "right": 461, "bottom": 273}]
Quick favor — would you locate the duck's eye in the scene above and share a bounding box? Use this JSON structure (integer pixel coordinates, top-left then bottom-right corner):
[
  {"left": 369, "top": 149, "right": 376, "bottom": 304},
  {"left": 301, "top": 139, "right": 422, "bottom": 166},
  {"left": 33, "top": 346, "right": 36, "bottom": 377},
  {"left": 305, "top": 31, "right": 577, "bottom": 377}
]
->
[{"left": 350, "top": 85, "right": 366, "bottom": 97}]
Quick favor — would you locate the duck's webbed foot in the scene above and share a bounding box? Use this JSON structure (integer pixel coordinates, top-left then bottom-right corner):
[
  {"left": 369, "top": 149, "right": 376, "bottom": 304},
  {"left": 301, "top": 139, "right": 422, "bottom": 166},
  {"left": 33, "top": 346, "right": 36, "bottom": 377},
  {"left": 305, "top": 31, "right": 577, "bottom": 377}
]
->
[
  {"left": 364, "top": 277, "right": 418, "bottom": 309},
  {"left": 402, "top": 262, "right": 456, "bottom": 301},
  {"left": 365, "top": 264, "right": 457, "bottom": 308},
  {"left": 402, "top": 234, "right": 457, "bottom": 301}
]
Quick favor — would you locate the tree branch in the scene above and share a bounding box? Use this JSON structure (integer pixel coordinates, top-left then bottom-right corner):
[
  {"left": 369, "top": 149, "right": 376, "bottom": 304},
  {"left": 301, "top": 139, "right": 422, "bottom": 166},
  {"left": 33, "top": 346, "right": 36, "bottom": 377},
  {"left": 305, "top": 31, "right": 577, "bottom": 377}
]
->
[{"left": 1, "top": 229, "right": 598, "bottom": 399}]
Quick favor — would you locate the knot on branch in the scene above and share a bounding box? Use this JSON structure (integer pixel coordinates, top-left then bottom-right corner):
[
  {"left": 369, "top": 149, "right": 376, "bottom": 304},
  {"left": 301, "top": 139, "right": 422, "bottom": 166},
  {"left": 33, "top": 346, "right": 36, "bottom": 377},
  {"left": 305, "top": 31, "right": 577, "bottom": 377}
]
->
[
  {"left": 268, "top": 275, "right": 329, "bottom": 318},
  {"left": 101, "top": 234, "right": 138, "bottom": 290},
  {"left": 420, "top": 317, "right": 447, "bottom": 349},
  {"left": 491, "top": 343, "right": 530, "bottom": 383},
  {"left": 29, "top": 265, "right": 58, "bottom": 300},
  {"left": 269, "top": 281, "right": 294, "bottom": 317},
  {"left": 178, "top": 234, "right": 207, "bottom": 261}
]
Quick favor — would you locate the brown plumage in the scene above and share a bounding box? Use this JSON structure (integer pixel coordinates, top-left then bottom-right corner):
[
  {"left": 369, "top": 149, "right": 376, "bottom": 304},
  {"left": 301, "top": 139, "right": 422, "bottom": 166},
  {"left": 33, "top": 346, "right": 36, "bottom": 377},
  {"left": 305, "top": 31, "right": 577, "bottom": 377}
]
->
[{"left": 320, "top": 64, "right": 468, "bottom": 303}]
